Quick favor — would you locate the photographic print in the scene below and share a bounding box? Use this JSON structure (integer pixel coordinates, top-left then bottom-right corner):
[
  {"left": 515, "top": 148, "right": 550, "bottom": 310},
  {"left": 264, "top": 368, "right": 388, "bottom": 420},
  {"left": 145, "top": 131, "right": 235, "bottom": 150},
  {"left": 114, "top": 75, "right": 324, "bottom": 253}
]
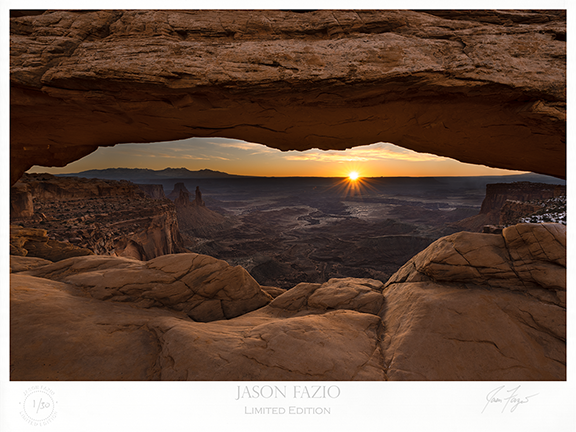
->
[{"left": 3, "top": 4, "right": 573, "bottom": 431}]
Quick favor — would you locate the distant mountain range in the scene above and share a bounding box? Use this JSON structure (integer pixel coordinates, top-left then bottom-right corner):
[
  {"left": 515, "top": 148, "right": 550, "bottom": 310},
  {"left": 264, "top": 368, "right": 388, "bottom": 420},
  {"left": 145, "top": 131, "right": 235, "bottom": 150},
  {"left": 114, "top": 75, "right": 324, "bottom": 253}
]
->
[
  {"left": 58, "top": 168, "right": 565, "bottom": 185},
  {"left": 58, "top": 168, "right": 246, "bottom": 181}
]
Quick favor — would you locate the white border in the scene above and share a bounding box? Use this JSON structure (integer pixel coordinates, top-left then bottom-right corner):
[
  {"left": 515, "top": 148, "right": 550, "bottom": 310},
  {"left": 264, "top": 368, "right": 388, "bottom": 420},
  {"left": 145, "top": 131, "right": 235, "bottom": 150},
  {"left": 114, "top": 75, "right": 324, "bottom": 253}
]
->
[{"left": 2, "top": 2, "right": 573, "bottom": 431}]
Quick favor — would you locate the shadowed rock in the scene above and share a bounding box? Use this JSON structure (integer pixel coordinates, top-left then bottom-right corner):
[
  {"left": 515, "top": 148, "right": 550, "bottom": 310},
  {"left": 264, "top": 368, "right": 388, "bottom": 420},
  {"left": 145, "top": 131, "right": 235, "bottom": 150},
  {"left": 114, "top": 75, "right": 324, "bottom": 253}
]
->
[
  {"left": 136, "top": 184, "right": 166, "bottom": 200},
  {"left": 10, "top": 226, "right": 94, "bottom": 261},
  {"left": 10, "top": 183, "right": 34, "bottom": 218},
  {"left": 167, "top": 183, "right": 190, "bottom": 201},
  {"left": 10, "top": 10, "right": 565, "bottom": 183}
]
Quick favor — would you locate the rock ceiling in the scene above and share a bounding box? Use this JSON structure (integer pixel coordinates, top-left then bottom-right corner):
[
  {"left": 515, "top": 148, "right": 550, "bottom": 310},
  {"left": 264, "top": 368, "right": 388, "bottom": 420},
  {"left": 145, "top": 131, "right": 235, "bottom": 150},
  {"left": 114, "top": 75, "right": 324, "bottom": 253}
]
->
[{"left": 10, "top": 9, "right": 566, "bottom": 184}]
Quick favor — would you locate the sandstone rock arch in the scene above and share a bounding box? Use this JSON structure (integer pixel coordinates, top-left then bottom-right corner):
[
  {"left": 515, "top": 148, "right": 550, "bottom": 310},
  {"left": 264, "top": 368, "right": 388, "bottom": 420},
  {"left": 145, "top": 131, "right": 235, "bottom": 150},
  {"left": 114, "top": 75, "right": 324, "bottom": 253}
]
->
[{"left": 10, "top": 9, "right": 566, "bottom": 184}]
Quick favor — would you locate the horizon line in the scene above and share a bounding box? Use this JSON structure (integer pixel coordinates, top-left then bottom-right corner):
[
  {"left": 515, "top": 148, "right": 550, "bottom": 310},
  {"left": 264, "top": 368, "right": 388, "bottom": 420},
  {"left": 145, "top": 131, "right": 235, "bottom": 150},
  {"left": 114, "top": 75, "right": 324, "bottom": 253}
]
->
[{"left": 33, "top": 171, "right": 560, "bottom": 180}]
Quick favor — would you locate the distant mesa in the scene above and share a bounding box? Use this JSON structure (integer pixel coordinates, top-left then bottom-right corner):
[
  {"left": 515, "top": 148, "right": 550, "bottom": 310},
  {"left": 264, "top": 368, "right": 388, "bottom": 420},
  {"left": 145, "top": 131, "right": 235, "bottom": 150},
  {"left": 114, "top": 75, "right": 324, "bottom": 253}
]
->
[
  {"left": 136, "top": 184, "right": 166, "bottom": 200},
  {"left": 453, "top": 181, "right": 566, "bottom": 232},
  {"left": 169, "top": 183, "right": 205, "bottom": 207}
]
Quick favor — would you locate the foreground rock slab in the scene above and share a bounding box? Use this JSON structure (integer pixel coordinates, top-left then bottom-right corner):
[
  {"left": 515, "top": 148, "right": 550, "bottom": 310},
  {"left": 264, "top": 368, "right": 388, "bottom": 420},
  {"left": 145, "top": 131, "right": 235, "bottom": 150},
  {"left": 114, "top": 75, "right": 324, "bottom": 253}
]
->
[
  {"left": 10, "top": 223, "right": 565, "bottom": 380},
  {"left": 22, "top": 253, "right": 273, "bottom": 322},
  {"left": 11, "top": 271, "right": 386, "bottom": 380},
  {"left": 383, "top": 223, "right": 565, "bottom": 380}
]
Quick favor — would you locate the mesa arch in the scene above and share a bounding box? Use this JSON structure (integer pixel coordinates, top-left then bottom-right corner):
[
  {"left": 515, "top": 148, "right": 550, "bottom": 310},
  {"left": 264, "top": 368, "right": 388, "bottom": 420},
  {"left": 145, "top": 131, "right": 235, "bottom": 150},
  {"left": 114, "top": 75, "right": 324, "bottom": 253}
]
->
[{"left": 10, "top": 9, "right": 566, "bottom": 184}]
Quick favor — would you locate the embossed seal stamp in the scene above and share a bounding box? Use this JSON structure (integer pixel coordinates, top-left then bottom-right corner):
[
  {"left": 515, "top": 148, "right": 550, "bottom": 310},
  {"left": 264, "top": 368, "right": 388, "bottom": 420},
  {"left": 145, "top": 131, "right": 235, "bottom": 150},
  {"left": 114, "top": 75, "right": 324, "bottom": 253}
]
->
[{"left": 19, "top": 386, "right": 58, "bottom": 426}]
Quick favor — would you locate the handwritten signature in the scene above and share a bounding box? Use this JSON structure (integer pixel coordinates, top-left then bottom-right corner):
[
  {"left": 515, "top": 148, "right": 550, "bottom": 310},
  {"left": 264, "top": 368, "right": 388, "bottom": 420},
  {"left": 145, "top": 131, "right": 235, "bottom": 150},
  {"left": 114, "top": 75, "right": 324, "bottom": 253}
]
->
[{"left": 482, "top": 385, "right": 539, "bottom": 413}]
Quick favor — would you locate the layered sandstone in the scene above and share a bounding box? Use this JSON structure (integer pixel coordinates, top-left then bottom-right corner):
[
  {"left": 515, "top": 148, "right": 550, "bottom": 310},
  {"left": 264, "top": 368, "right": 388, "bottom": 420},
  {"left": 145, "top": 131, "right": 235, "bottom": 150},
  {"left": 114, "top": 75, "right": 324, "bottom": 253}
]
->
[
  {"left": 14, "top": 173, "right": 141, "bottom": 200},
  {"left": 10, "top": 10, "right": 566, "bottom": 184},
  {"left": 10, "top": 255, "right": 53, "bottom": 273},
  {"left": 479, "top": 182, "right": 565, "bottom": 215},
  {"left": 10, "top": 223, "right": 565, "bottom": 381},
  {"left": 11, "top": 173, "right": 187, "bottom": 260},
  {"left": 454, "top": 181, "right": 566, "bottom": 231}
]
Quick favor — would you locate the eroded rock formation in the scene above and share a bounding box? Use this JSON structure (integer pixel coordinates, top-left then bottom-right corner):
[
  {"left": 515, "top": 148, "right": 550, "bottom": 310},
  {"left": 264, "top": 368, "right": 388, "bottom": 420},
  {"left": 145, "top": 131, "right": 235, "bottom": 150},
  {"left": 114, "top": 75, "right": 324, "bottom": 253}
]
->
[
  {"left": 21, "top": 253, "right": 273, "bottom": 322},
  {"left": 10, "top": 183, "right": 34, "bottom": 219},
  {"left": 10, "top": 223, "right": 565, "bottom": 381},
  {"left": 10, "top": 10, "right": 566, "bottom": 183},
  {"left": 455, "top": 181, "right": 566, "bottom": 231},
  {"left": 167, "top": 183, "right": 190, "bottom": 201},
  {"left": 194, "top": 186, "right": 204, "bottom": 206},
  {"left": 173, "top": 186, "right": 233, "bottom": 240},
  {"left": 10, "top": 226, "right": 94, "bottom": 262},
  {"left": 11, "top": 173, "right": 187, "bottom": 260}
]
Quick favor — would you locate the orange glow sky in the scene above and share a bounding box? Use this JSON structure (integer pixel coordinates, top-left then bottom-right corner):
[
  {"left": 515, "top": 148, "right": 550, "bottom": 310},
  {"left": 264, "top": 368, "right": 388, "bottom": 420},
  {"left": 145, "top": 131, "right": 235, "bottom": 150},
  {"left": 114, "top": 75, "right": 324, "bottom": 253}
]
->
[{"left": 28, "top": 137, "right": 527, "bottom": 177}]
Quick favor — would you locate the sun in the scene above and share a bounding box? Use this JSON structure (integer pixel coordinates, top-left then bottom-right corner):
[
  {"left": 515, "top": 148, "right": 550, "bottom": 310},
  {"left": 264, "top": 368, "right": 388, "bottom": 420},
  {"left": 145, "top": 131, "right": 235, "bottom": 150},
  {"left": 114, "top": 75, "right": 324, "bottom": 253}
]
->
[{"left": 331, "top": 169, "right": 374, "bottom": 198}]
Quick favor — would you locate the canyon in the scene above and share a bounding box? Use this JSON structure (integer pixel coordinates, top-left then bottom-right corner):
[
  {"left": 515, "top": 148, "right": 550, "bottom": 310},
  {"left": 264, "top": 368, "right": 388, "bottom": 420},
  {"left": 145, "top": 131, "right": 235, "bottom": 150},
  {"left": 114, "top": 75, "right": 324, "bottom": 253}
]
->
[
  {"left": 11, "top": 173, "right": 186, "bottom": 261},
  {"left": 14, "top": 171, "right": 564, "bottom": 289},
  {"left": 9, "top": 171, "right": 566, "bottom": 381},
  {"left": 8, "top": 10, "right": 566, "bottom": 383}
]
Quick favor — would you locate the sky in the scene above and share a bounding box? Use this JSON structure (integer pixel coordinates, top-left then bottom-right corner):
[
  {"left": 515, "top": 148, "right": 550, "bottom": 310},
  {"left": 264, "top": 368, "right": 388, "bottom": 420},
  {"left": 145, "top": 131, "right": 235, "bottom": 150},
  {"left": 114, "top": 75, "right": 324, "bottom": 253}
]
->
[{"left": 27, "top": 137, "right": 528, "bottom": 178}]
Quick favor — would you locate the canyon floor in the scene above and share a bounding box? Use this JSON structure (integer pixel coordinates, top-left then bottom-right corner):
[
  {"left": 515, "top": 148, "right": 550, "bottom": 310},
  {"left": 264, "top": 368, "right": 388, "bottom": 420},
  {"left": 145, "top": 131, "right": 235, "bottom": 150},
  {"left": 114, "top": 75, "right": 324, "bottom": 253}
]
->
[
  {"left": 148, "top": 173, "right": 558, "bottom": 288},
  {"left": 181, "top": 176, "right": 480, "bottom": 288}
]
